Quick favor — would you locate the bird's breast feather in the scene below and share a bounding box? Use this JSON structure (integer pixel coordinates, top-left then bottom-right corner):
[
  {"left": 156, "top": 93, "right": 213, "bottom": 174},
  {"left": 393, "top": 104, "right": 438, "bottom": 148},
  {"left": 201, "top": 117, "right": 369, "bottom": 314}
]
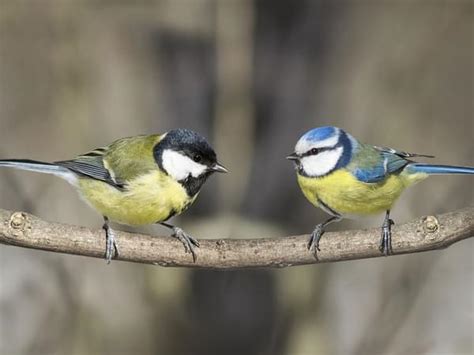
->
[
  {"left": 297, "top": 169, "right": 408, "bottom": 215},
  {"left": 77, "top": 170, "right": 191, "bottom": 225}
]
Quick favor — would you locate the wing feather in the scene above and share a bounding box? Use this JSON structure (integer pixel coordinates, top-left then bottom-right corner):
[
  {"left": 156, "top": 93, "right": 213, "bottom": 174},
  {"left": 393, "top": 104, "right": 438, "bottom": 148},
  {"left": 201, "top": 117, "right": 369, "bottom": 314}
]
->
[
  {"left": 373, "top": 146, "right": 434, "bottom": 159},
  {"left": 55, "top": 135, "right": 161, "bottom": 189},
  {"left": 351, "top": 145, "right": 433, "bottom": 183},
  {"left": 55, "top": 155, "right": 124, "bottom": 189}
]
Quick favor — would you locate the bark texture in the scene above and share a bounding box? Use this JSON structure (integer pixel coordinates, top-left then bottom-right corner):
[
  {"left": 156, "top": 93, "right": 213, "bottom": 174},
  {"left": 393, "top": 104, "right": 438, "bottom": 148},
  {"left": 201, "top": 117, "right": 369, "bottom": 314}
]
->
[{"left": 0, "top": 207, "right": 472, "bottom": 268}]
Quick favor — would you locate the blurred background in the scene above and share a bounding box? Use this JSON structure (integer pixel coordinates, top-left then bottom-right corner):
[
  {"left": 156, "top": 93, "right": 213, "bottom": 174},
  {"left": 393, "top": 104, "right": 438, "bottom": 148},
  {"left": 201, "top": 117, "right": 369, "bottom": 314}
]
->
[{"left": 0, "top": 1, "right": 473, "bottom": 354}]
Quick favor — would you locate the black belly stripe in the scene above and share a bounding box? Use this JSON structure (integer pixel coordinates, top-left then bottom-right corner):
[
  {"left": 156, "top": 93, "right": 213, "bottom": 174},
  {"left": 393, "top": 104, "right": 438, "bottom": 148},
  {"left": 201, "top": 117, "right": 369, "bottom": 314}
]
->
[{"left": 317, "top": 197, "right": 341, "bottom": 217}]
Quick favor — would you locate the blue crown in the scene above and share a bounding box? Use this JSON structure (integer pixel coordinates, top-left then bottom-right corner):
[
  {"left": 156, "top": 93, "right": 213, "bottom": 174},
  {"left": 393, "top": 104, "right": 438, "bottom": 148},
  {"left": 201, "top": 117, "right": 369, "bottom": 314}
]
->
[{"left": 301, "top": 126, "right": 338, "bottom": 143}]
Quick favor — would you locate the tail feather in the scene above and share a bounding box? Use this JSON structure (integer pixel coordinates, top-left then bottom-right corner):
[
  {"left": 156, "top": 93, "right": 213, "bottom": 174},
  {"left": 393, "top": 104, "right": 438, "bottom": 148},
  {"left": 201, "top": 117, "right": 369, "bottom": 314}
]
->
[
  {"left": 0, "top": 159, "right": 77, "bottom": 184},
  {"left": 407, "top": 163, "right": 474, "bottom": 175}
]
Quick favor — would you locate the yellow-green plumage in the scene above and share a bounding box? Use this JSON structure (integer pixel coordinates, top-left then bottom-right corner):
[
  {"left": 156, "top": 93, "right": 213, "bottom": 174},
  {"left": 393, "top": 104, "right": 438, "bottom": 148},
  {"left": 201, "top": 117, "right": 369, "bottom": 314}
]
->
[
  {"left": 297, "top": 169, "right": 428, "bottom": 215},
  {"left": 78, "top": 171, "right": 194, "bottom": 225},
  {"left": 99, "top": 134, "right": 162, "bottom": 182},
  {"left": 76, "top": 134, "right": 195, "bottom": 225}
]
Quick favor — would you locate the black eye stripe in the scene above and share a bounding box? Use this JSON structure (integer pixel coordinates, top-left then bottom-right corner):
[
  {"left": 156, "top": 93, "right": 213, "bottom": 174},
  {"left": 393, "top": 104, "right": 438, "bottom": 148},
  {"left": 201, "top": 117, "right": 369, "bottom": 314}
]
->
[{"left": 302, "top": 146, "right": 335, "bottom": 157}]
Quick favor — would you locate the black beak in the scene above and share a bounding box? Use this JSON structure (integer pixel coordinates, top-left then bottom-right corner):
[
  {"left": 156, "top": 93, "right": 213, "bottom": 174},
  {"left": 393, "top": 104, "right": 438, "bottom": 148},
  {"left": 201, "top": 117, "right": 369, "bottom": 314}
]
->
[
  {"left": 210, "top": 162, "right": 228, "bottom": 173},
  {"left": 286, "top": 152, "right": 299, "bottom": 161}
]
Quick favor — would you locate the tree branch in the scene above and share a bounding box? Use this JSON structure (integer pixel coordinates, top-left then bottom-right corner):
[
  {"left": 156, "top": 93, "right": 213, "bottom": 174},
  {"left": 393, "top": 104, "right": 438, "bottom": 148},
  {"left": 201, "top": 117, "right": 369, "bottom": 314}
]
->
[{"left": 0, "top": 207, "right": 472, "bottom": 268}]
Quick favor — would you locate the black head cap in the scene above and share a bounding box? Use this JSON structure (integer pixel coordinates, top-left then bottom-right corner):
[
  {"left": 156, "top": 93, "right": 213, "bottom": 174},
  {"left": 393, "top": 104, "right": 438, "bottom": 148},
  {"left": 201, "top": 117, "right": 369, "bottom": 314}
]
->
[
  {"left": 154, "top": 129, "right": 226, "bottom": 197},
  {"left": 155, "top": 128, "right": 217, "bottom": 167}
]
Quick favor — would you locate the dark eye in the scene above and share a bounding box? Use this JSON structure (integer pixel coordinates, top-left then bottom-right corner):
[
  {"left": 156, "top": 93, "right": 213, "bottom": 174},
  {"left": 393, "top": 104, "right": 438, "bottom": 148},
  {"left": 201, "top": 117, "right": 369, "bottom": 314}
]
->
[
  {"left": 193, "top": 154, "right": 202, "bottom": 163},
  {"left": 310, "top": 148, "right": 319, "bottom": 155}
]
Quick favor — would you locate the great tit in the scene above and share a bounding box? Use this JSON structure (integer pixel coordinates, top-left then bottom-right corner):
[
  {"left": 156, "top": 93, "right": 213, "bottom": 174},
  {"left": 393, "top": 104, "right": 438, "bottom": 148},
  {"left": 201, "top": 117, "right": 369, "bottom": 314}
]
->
[
  {"left": 287, "top": 126, "right": 474, "bottom": 258},
  {"left": 0, "top": 129, "right": 227, "bottom": 263}
]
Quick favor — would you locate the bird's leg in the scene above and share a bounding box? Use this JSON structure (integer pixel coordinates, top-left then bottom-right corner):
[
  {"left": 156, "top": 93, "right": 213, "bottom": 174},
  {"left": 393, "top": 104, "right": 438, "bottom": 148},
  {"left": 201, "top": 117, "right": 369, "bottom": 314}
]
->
[
  {"left": 102, "top": 216, "right": 119, "bottom": 264},
  {"left": 308, "top": 215, "right": 342, "bottom": 259},
  {"left": 379, "top": 210, "right": 394, "bottom": 256},
  {"left": 160, "top": 222, "right": 200, "bottom": 262}
]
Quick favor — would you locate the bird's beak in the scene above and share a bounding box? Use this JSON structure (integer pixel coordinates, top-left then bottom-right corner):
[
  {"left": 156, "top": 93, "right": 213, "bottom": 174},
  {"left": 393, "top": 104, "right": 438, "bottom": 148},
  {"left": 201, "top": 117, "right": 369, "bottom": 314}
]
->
[
  {"left": 286, "top": 152, "right": 299, "bottom": 161},
  {"left": 210, "top": 162, "right": 228, "bottom": 173}
]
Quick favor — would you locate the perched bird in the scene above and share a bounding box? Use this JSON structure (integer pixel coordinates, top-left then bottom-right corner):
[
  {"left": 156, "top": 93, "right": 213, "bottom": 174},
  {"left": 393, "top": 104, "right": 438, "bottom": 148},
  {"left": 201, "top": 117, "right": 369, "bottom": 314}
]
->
[
  {"left": 0, "top": 129, "right": 227, "bottom": 263},
  {"left": 287, "top": 126, "right": 474, "bottom": 258}
]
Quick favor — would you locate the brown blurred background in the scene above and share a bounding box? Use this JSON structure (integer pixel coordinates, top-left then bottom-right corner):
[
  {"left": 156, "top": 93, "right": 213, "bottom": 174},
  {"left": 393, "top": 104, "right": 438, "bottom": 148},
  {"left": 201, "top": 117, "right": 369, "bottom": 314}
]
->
[{"left": 0, "top": 1, "right": 473, "bottom": 354}]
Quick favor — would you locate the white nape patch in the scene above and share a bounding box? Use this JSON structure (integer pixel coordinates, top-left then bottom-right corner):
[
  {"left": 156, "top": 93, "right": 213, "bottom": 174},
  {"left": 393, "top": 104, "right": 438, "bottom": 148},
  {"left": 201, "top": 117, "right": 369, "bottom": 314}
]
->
[
  {"left": 295, "top": 129, "right": 340, "bottom": 155},
  {"left": 162, "top": 149, "right": 207, "bottom": 181},
  {"left": 300, "top": 146, "right": 343, "bottom": 177}
]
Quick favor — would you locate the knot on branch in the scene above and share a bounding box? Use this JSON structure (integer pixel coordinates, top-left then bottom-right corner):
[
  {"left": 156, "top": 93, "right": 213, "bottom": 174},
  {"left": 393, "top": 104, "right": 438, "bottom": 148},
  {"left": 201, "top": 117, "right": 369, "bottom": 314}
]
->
[
  {"left": 8, "top": 211, "right": 30, "bottom": 237},
  {"left": 422, "top": 215, "right": 439, "bottom": 235}
]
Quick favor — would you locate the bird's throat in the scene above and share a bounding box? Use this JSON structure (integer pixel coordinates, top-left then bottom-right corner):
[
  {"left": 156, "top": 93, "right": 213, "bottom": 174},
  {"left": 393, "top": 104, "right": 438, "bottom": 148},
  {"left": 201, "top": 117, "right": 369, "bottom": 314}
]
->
[{"left": 179, "top": 173, "right": 211, "bottom": 197}]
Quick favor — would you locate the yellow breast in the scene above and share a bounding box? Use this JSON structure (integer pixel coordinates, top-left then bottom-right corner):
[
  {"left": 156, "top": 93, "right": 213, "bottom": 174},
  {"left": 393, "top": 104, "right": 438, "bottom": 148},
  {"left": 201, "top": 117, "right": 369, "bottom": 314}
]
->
[
  {"left": 297, "top": 169, "right": 427, "bottom": 215},
  {"left": 77, "top": 171, "right": 193, "bottom": 225}
]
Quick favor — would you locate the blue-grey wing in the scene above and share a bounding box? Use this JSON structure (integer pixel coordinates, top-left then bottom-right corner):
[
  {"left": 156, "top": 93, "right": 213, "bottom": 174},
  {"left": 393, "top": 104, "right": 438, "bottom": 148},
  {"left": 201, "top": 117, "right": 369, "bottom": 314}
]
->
[{"left": 352, "top": 146, "right": 434, "bottom": 183}]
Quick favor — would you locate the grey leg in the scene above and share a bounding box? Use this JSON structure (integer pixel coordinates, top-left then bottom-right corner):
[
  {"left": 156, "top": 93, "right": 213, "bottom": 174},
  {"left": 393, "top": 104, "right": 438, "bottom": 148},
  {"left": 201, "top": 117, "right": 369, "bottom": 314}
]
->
[
  {"left": 103, "top": 216, "right": 119, "bottom": 264},
  {"left": 379, "top": 210, "right": 394, "bottom": 256}
]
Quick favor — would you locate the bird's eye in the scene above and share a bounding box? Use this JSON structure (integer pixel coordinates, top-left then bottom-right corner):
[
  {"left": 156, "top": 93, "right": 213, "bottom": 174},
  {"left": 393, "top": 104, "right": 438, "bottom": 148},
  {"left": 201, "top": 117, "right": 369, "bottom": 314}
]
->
[
  {"left": 193, "top": 154, "right": 202, "bottom": 163},
  {"left": 310, "top": 148, "right": 319, "bottom": 155}
]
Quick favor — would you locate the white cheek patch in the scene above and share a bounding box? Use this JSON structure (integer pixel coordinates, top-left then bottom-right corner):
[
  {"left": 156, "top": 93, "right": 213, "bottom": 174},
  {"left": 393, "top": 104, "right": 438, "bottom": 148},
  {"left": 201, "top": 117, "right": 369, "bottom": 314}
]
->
[
  {"left": 300, "top": 147, "right": 343, "bottom": 177},
  {"left": 295, "top": 129, "right": 340, "bottom": 155},
  {"left": 162, "top": 149, "right": 207, "bottom": 181}
]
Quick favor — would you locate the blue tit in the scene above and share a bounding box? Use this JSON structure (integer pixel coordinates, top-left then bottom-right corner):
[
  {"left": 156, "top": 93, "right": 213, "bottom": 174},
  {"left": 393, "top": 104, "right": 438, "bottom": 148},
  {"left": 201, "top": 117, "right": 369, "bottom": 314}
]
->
[
  {"left": 0, "top": 129, "right": 227, "bottom": 263},
  {"left": 287, "top": 126, "right": 474, "bottom": 258}
]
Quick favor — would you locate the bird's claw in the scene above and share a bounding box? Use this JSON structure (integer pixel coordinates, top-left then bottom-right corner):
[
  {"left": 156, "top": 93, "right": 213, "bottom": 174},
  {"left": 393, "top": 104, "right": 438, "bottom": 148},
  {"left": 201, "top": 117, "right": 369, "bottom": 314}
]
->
[
  {"left": 172, "top": 227, "right": 200, "bottom": 262},
  {"left": 104, "top": 226, "right": 119, "bottom": 264},
  {"left": 308, "top": 224, "right": 324, "bottom": 259},
  {"left": 379, "top": 218, "right": 394, "bottom": 256}
]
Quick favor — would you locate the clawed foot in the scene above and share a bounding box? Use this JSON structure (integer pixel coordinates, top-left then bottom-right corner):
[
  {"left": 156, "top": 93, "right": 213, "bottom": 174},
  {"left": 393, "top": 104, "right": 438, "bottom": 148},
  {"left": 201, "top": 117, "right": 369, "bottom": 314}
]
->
[
  {"left": 171, "top": 227, "right": 200, "bottom": 262},
  {"left": 379, "top": 218, "right": 394, "bottom": 256},
  {"left": 308, "top": 223, "right": 325, "bottom": 259},
  {"left": 103, "top": 224, "right": 119, "bottom": 264}
]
